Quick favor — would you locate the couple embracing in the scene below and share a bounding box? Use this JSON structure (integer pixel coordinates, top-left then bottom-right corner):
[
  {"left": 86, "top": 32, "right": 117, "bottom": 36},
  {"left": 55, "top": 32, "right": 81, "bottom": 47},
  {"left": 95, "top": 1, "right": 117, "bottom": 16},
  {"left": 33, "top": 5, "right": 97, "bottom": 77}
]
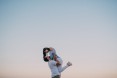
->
[{"left": 43, "top": 47, "right": 72, "bottom": 78}]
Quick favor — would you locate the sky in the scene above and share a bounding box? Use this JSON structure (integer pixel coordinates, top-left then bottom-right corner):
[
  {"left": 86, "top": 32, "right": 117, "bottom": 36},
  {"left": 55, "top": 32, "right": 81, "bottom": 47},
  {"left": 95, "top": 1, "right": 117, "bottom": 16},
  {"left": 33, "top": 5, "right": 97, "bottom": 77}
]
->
[{"left": 0, "top": 0, "right": 117, "bottom": 78}]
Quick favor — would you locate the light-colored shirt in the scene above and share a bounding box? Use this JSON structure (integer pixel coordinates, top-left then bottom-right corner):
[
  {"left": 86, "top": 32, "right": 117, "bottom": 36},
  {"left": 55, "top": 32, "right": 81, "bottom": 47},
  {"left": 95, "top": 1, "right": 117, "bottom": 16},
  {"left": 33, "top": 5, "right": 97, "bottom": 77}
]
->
[
  {"left": 49, "top": 49, "right": 69, "bottom": 73},
  {"left": 48, "top": 60, "right": 60, "bottom": 77},
  {"left": 49, "top": 49, "right": 60, "bottom": 59}
]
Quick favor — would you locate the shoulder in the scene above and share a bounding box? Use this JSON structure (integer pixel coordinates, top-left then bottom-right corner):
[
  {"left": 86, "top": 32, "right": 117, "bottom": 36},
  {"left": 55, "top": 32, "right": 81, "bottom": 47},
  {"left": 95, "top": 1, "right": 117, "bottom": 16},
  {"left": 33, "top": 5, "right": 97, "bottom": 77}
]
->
[{"left": 49, "top": 60, "right": 57, "bottom": 65}]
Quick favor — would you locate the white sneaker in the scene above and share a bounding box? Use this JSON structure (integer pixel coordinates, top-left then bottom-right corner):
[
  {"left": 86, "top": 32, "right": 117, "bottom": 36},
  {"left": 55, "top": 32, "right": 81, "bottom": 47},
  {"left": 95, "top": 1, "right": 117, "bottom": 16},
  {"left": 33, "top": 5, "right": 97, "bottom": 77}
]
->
[{"left": 67, "top": 62, "right": 72, "bottom": 66}]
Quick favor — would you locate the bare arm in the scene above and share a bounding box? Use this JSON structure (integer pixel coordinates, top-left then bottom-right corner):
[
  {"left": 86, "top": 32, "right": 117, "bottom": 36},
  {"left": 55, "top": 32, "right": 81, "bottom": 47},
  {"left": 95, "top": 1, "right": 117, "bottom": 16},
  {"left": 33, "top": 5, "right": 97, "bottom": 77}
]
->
[{"left": 54, "top": 55, "right": 61, "bottom": 66}]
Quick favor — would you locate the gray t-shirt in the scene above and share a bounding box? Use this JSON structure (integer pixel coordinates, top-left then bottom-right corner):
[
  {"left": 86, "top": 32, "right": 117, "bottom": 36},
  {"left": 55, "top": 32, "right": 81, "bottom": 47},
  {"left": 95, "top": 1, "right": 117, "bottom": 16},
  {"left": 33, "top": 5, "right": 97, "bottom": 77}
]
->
[
  {"left": 49, "top": 49, "right": 60, "bottom": 59},
  {"left": 48, "top": 60, "right": 60, "bottom": 77}
]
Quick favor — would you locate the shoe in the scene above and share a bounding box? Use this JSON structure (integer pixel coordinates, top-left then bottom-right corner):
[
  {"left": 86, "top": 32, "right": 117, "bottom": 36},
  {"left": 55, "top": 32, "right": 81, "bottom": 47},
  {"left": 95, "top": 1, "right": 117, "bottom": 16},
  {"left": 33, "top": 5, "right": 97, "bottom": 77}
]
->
[{"left": 67, "top": 62, "right": 72, "bottom": 66}]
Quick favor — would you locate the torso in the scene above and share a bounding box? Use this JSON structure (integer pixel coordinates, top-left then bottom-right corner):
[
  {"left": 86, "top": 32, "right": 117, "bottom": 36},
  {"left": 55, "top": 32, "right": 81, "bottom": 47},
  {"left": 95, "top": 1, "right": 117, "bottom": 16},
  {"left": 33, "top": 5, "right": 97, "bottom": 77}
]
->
[{"left": 48, "top": 60, "right": 60, "bottom": 77}]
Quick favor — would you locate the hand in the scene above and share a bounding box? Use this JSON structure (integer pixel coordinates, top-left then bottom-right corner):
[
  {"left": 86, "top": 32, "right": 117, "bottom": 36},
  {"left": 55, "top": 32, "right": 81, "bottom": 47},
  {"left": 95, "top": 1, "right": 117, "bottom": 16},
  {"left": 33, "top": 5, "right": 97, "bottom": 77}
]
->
[{"left": 46, "top": 56, "right": 50, "bottom": 60}]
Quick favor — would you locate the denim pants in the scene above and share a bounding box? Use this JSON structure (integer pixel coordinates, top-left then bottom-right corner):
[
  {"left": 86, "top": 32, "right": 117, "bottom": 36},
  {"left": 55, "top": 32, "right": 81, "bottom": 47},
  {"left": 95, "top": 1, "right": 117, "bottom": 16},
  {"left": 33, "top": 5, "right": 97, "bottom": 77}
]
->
[{"left": 52, "top": 75, "right": 60, "bottom": 78}]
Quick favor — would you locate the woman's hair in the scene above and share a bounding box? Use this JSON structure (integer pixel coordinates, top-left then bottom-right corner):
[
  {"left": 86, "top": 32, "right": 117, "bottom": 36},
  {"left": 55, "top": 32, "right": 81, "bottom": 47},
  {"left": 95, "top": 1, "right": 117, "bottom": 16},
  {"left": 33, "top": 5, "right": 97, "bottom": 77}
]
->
[{"left": 43, "top": 47, "right": 50, "bottom": 62}]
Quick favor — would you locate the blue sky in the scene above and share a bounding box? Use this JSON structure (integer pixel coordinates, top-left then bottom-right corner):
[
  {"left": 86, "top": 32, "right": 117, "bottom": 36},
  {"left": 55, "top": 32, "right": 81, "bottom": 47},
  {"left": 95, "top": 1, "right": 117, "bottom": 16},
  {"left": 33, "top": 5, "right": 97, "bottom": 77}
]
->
[{"left": 0, "top": 0, "right": 117, "bottom": 78}]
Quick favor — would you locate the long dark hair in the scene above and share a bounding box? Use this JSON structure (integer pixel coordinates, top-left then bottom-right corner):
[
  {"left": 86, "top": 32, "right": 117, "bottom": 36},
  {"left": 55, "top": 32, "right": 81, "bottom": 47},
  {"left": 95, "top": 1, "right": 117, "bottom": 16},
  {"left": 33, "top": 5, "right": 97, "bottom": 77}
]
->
[{"left": 43, "top": 47, "right": 50, "bottom": 62}]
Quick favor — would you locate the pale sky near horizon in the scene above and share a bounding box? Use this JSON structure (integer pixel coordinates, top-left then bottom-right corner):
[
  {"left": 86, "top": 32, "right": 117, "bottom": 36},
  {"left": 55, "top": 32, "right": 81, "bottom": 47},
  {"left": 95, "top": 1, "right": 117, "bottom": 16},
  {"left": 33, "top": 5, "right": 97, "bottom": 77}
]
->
[{"left": 0, "top": 0, "right": 117, "bottom": 78}]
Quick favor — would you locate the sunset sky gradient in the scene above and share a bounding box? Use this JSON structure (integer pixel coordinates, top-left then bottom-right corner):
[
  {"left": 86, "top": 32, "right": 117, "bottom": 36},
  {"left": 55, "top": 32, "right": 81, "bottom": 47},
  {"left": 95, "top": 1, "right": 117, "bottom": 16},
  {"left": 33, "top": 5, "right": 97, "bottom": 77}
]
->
[{"left": 0, "top": 0, "right": 117, "bottom": 78}]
